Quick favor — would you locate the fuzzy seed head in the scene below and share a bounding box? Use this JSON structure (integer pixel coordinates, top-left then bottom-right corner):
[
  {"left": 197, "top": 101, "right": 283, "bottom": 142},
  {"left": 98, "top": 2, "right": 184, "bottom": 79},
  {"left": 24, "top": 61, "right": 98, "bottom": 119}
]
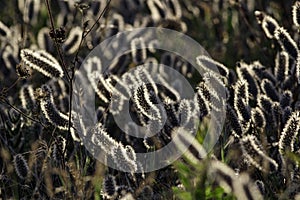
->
[
  {"left": 278, "top": 112, "right": 300, "bottom": 154},
  {"left": 240, "top": 134, "right": 278, "bottom": 172},
  {"left": 20, "top": 49, "right": 64, "bottom": 78},
  {"left": 292, "top": 1, "right": 300, "bottom": 27},
  {"left": 13, "top": 154, "right": 29, "bottom": 179},
  {"left": 274, "top": 27, "right": 299, "bottom": 59},
  {"left": 102, "top": 175, "right": 117, "bottom": 198},
  {"left": 275, "top": 51, "right": 289, "bottom": 82}
]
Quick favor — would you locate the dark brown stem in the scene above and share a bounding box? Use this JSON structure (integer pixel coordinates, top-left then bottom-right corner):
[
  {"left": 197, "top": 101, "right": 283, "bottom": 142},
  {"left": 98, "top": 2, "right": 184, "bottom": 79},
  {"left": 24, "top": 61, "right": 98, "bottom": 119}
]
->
[
  {"left": 67, "top": 0, "right": 112, "bottom": 136},
  {"left": 4, "top": 78, "right": 20, "bottom": 93},
  {"left": 0, "top": 97, "right": 45, "bottom": 127},
  {"left": 83, "top": 0, "right": 112, "bottom": 38},
  {"left": 44, "top": 0, "right": 70, "bottom": 81}
]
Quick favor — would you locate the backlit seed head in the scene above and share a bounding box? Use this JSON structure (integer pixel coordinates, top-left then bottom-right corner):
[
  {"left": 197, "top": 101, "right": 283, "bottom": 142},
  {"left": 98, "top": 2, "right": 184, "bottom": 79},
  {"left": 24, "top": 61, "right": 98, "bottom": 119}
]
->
[
  {"left": 195, "top": 85, "right": 210, "bottom": 118},
  {"left": 278, "top": 112, "right": 300, "bottom": 154},
  {"left": 19, "top": 84, "right": 36, "bottom": 110},
  {"left": 226, "top": 105, "right": 243, "bottom": 137},
  {"left": 51, "top": 136, "right": 66, "bottom": 165},
  {"left": 91, "top": 122, "right": 118, "bottom": 154},
  {"left": 146, "top": 0, "right": 166, "bottom": 22},
  {"left": 257, "top": 94, "right": 273, "bottom": 113},
  {"left": 131, "top": 37, "right": 147, "bottom": 64},
  {"left": 261, "top": 79, "right": 280, "bottom": 102},
  {"left": 0, "top": 20, "right": 11, "bottom": 38},
  {"left": 20, "top": 49, "right": 64, "bottom": 78},
  {"left": 292, "top": 1, "right": 300, "bottom": 27},
  {"left": 102, "top": 175, "right": 117, "bottom": 199},
  {"left": 39, "top": 85, "right": 77, "bottom": 139},
  {"left": 275, "top": 51, "right": 289, "bottom": 82},
  {"left": 282, "top": 106, "right": 292, "bottom": 126},
  {"left": 296, "top": 54, "right": 300, "bottom": 83},
  {"left": 274, "top": 27, "right": 299, "bottom": 59},
  {"left": 62, "top": 26, "right": 81, "bottom": 55},
  {"left": 208, "top": 160, "right": 263, "bottom": 200},
  {"left": 240, "top": 134, "right": 278, "bottom": 172},
  {"left": 111, "top": 143, "right": 137, "bottom": 172},
  {"left": 172, "top": 127, "right": 207, "bottom": 164},
  {"left": 208, "top": 160, "right": 236, "bottom": 194},
  {"left": 23, "top": 0, "right": 41, "bottom": 25},
  {"left": 236, "top": 62, "right": 259, "bottom": 98},
  {"left": 13, "top": 154, "right": 29, "bottom": 179},
  {"left": 234, "top": 94, "right": 251, "bottom": 123},
  {"left": 251, "top": 107, "right": 266, "bottom": 129},
  {"left": 37, "top": 27, "right": 54, "bottom": 52},
  {"left": 262, "top": 16, "right": 280, "bottom": 39},
  {"left": 196, "top": 55, "right": 229, "bottom": 80},
  {"left": 234, "top": 79, "right": 249, "bottom": 105}
]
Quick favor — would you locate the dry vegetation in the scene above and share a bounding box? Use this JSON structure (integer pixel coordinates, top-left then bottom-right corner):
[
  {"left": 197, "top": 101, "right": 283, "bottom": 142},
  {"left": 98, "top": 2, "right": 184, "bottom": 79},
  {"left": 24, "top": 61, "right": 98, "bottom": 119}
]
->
[{"left": 0, "top": 0, "right": 300, "bottom": 199}]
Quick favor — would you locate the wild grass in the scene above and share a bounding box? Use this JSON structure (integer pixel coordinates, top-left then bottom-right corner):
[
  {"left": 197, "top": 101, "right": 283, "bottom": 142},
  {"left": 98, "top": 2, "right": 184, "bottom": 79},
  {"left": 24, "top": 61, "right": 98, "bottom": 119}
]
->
[{"left": 1, "top": 0, "right": 300, "bottom": 199}]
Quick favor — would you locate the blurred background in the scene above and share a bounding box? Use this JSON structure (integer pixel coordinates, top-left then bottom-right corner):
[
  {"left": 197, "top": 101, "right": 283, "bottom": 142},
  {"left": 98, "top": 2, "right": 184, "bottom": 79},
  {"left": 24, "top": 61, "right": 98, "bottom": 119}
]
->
[{"left": 0, "top": 0, "right": 296, "bottom": 68}]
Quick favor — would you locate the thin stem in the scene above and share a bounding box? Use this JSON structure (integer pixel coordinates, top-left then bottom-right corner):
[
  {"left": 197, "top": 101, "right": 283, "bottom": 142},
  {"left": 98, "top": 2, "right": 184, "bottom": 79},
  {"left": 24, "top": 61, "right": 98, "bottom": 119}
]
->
[
  {"left": 67, "top": 0, "right": 112, "bottom": 135},
  {"left": 44, "top": 0, "right": 71, "bottom": 81},
  {"left": 5, "top": 78, "right": 20, "bottom": 92},
  {"left": 67, "top": 80, "right": 73, "bottom": 135},
  {"left": 83, "top": 0, "right": 112, "bottom": 38},
  {"left": 0, "top": 97, "right": 45, "bottom": 127}
]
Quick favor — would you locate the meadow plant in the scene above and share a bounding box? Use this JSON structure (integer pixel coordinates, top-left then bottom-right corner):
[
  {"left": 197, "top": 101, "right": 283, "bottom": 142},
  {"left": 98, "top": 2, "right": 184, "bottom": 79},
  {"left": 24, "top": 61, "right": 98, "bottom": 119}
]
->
[{"left": 1, "top": 0, "right": 300, "bottom": 199}]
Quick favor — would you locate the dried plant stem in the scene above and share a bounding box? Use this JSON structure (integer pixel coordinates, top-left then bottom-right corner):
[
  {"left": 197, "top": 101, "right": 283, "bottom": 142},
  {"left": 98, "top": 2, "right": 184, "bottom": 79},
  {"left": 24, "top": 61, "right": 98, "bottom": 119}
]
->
[
  {"left": 44, "top": 0, "right": 111, "bottom": 165},
  {"left": 44, "top": 0, "right": 70, "bottom": 81},
  {"left": 84, "top": 0, "right": 112, "bottom": 38},
  {"left": 66, "top": 0, "right": 112, "bottom": 138},
  {"left": 5, "top": 78, "right": 20, "bottom": 92},
  {"left": 0, "top": 97, "right": 45, "bottom": 127}
]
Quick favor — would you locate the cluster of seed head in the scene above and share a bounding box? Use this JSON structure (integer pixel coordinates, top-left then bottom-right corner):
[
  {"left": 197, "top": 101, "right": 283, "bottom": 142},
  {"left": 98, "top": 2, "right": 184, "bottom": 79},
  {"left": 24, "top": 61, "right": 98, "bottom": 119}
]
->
[
  {"left": 211, "top": 3, "right": 300, "bottom": 196},
  {"left": 3, "top": 0, "right": 300, "bottom": 199}
]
